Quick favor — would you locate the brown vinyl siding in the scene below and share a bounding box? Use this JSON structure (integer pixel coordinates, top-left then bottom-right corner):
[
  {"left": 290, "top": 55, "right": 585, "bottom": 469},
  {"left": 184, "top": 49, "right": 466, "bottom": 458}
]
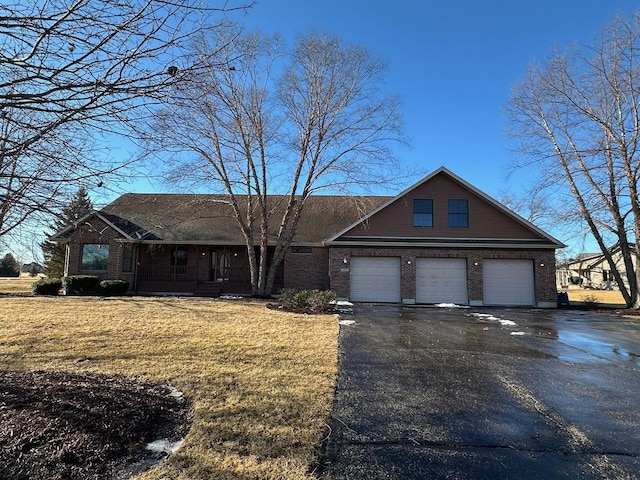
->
[{"left": 343, "top": 172, "right": 540, "bottom": 240}]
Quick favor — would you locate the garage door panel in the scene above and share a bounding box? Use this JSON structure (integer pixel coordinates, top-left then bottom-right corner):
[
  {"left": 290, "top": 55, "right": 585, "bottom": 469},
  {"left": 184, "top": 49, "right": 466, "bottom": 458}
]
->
[
  {"left": 483, "top": 259, "right": 534, "bottom": 306},
  {"left": 350, "top": 257, "right": 401, "bottom": 303},
  {"left": 416, "top": 258, "right": 468, "bottom": 304}
]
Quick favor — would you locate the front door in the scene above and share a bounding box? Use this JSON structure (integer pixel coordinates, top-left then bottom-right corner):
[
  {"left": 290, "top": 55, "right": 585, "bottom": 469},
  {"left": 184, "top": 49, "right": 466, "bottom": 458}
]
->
[{"left": 210, "top": 248, "right": 230, "bottom": 282}]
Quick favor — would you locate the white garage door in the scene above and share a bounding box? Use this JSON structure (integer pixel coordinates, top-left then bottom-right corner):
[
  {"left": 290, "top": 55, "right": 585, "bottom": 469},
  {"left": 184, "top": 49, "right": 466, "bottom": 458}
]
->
[
  {"left": 416, "top": 258, "right": 468, "bottom": 305},
  {"left": 483, "top": 259, "right": 535, "bottom": 306},
  {"left": 350, "top": 257, "right": 401, "bottom": 303}
]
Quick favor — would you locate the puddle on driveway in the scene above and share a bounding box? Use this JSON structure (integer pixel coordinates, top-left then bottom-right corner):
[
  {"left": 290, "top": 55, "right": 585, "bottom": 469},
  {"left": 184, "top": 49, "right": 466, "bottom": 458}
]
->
[{"left": 557, "top": 331, "right": 640, "bottom": 363}]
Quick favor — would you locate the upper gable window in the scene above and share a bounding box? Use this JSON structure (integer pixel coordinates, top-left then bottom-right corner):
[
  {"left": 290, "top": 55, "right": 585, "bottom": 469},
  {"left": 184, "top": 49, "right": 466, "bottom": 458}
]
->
[
  {"left": 413, "top": 199, "right": 433, "bottom": 227},
  {"left": 448, "top": 199, "right": 469, "bottom": 228},
  {"left": 81, "top": 244, "right": 109, "bottom": 271}
]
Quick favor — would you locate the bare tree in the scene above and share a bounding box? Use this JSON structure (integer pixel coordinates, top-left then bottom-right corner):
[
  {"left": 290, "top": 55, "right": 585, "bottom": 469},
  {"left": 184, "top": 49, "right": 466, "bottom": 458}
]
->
[
  {"left": 147, "top": 27, "right": 405, "bottom": 296},
  {"left": 507, "top": 11, "right": 640, "bottom": 308},
  {"left": 0, "top": 0, "right": 250, "bottom": 239}
]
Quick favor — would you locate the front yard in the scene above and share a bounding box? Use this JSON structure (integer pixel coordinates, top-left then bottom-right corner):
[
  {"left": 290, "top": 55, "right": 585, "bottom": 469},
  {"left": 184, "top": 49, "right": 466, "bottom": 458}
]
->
[{"left": 0, "top": 294, "right": 338, "bottom": 479}]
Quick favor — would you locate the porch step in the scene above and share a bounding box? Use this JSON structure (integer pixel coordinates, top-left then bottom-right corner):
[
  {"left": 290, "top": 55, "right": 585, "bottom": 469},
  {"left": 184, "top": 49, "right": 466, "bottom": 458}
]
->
[{"left": 193, "top": 282, "right": 222, "bottom": 297}]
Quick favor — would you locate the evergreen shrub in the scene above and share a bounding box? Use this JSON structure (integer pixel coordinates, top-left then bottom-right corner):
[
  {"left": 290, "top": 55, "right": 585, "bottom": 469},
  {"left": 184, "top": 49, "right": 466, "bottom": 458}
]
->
[
  {"left": 63, "top": 275, "right": 101, "bottom": 295},
  {"left": 32, "top": 278, "right": 62, "bottom": 296},
  {"left": 98, "top": 279, "right": 129, "bottom": 296}
]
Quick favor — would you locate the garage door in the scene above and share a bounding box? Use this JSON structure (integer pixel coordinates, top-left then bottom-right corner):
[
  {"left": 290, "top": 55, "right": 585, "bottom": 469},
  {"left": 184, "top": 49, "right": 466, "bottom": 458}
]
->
[
  {"left": 416, "top": 258, "right": 468, "bottom": 304},
  {"left": 483, "top": 259, "right": 535, "bottom": 306},
  {"left": 350, "top": 257, "right": 401, "bottom": 303}
]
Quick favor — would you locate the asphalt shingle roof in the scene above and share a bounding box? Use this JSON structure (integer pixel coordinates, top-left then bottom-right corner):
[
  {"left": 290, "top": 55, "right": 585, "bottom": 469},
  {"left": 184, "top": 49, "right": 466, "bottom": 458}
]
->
[{"left": 100, "top": 193, "right": 390, "bottom": 244}]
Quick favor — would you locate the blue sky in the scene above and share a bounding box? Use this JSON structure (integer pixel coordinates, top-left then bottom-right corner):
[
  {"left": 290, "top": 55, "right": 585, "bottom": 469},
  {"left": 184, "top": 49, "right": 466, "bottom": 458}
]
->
[
  {"left": 9, "top": 1, "right": 640, "bottom": 262},
  {"left": 237, "top": 0, "right": 639, "bottom": 197},
  {"left": 226, "top": 0, "right": 640, "bottom": 254}
]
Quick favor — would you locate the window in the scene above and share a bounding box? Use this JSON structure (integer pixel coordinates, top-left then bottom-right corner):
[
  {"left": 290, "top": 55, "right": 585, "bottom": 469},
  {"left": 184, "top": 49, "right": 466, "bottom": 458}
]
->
[
  {"left": 413, "top": 199, "right": 433, "bottom": 227},
  {"left": 173, "top": 248, "right": 188, "bottom": 266},
  {"left": 448, "top": 199, "right": 469, "bottom": 228},
  {"left": 81, "top": 244, "right": 109, "bottom": 271},
  {"left": 122, "top": 245, "right": 134, "bottom": 273},
  {"left": 292, "top": 247, "right": 313, "bottom": 255}
]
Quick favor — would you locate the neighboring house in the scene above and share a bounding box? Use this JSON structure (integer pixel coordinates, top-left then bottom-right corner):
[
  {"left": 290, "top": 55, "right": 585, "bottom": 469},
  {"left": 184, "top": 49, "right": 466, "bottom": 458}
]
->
[
  {"left": 50, "top": 167, "right": 565, "bottom": 307},
  {"left": 559, "top": 244, "right": 638, "bottom": 290},
  {"left": 21, "top": 262, "right": 43, "bottom": 274}
]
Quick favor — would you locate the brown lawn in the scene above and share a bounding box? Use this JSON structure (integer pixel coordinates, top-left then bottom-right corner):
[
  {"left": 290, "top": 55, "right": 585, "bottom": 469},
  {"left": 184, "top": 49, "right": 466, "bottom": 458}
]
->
[
  {"left": 0, "top": 294, "right": 338, "bottom": 479},
  {"left": 564, "top": 288, "right": 627, "bottom": 308}
]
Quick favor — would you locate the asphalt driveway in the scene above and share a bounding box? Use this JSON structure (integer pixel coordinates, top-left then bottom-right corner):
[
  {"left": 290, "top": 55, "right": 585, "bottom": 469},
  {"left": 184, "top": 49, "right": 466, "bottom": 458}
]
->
[{"left": 319, "top": 305, "right": 640, "bottom": 479}]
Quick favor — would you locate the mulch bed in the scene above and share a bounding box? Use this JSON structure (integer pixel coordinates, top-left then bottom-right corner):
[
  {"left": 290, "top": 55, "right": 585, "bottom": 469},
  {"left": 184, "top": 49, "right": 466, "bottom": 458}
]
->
[{"left": 0, "top": 370, "right": 193, "bottom": 480}]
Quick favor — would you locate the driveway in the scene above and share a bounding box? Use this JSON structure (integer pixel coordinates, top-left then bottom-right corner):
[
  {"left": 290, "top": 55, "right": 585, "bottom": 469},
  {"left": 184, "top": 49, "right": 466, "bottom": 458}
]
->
[{"left": 319, "top": 305, "right": 640, "bottom": 479}]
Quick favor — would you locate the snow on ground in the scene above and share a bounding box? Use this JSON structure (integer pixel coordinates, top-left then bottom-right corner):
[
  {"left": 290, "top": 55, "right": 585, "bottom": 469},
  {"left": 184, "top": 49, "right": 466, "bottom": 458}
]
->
[
  {"left": 338, "top": 319, "right": 356, "bottom": 326},
  {"left": 331, "top": 300, "right": 354, "bottom": 307},
  {"left": 166, "top": 385, "right": 185, "bottom": 403},
  {"left": 146, "top": 438, "right": 184, "bottom": 455},
  {"left": 468, "top": 312, "right": 518, "bottom": 328},
  {"left": 435, "top": 303, "right": 470, "bottom": 308}
]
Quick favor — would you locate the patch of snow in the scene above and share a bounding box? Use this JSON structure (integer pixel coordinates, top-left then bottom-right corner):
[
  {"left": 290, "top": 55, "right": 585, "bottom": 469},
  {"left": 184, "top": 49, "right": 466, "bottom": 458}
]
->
[
  {"left": 146, "top": 438, "right": 184, "bottom": 455},
  {"left": 338, "top": 320, "right": 356, "bottom": 326},
  {"left": 166, "top": 385, "right": 185, "bottom": 403},
  {"left": 220, "top": 295, "right": 243, "bottom": 300},
  {"left": 330, "top": 300, "right": 354, "bottom": 307},
  {"left": 469, "top": 313, "right": 494, "bottom": 318},
  {"left": 435, "top": 303, "right": 470, "bottom": 308},
  {"left": 469, "top": 312, "right": 517, "bottom": 327},
  {"left": 511, "top": 331, "right": 526, "bottom": 336}
]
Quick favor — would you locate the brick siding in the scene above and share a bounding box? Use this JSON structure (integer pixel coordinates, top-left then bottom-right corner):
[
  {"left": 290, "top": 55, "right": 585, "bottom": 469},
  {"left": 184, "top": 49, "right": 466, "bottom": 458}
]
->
[{"left": 284, "top": 247, "right": 330, "bottom": 290}]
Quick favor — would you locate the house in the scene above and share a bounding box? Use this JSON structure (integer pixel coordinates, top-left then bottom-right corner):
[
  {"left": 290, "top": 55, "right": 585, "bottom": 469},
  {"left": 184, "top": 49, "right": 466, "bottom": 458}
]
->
[
  {"left": 558, "top": 244, "right": 637, "bottom": 290},
  {"left": 21, "top": 262, "right": 43, "bottom": 274},
  {"left": 51, "top": 167, "right": 565, "bottom": 307}
]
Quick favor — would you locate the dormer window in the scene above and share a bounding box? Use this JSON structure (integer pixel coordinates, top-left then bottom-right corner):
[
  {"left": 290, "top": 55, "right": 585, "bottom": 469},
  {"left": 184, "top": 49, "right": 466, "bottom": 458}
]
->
[
  {"left": 413, "top": 199, "right": 433, "bottom": 227},
  {"left": 448, "top": 199, "right": 469, "bottom": 228}
]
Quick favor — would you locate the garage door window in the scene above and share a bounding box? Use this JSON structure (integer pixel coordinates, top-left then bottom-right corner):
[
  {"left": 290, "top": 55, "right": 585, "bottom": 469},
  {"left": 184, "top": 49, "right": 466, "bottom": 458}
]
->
[
  {"left": 413, "top": 199, "right": 433, "bottom": 227},
  {"left": 448, "top": 199, "right": 468, "bottom": 228}
]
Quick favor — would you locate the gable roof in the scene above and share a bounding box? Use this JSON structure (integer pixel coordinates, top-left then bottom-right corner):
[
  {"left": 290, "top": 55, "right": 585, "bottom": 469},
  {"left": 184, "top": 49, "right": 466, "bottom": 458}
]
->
[
  {"left": 50, "top": 210, "right": 139, "bottom": 241},
  {"left": 52, "top": 194, "right": 390, "bottom": 245},
  {"left": 327, "top": 166, "right": 565, "bottom": 249},
  {"left": 50, "top": 167, "right": 564, "bottom": 249},
  {"left": 566, "top": 243, "right": 637, "bottom": 269}
]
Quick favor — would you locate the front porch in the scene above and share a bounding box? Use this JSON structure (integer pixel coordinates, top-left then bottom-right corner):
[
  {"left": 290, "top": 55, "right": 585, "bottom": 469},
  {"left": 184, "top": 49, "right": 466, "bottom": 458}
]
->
[{"left": 132, "top": 245, "right": 283, "bottom": 295}]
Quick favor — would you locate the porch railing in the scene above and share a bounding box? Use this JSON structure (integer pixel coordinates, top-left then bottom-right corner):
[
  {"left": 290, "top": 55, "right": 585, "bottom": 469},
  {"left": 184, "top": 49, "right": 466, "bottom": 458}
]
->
[
  {"left": 214, "top": 266, "right": 284, "bottom": 285},
  {"left": 138, "top": 265, "right": 196, "bottom": 281},
  {"left": 136, "top": 264, "right": 283, "bottom": 285}
]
